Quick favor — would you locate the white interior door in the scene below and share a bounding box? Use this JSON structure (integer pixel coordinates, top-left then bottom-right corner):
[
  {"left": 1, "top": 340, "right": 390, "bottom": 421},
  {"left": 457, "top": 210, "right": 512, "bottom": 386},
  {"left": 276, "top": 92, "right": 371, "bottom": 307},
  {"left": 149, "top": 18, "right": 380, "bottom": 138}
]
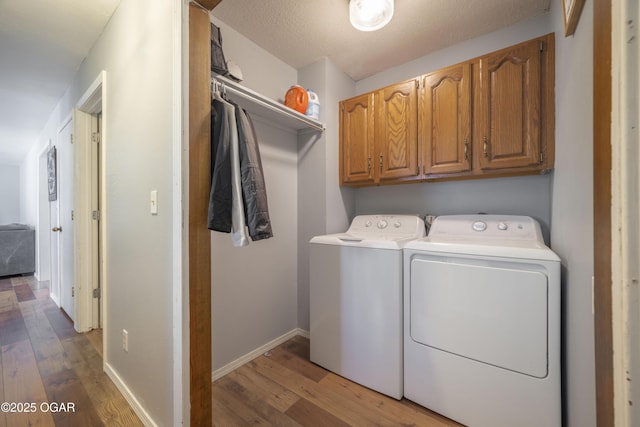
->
[
  {"left": 49, "top": 165, "right": 60, "bottom": 305},
  {"left": 58, "top": 119, "right": 75, "bottom": 320},
  {"left": 92, "top": 113, "right": 101, "bottom": 328}
]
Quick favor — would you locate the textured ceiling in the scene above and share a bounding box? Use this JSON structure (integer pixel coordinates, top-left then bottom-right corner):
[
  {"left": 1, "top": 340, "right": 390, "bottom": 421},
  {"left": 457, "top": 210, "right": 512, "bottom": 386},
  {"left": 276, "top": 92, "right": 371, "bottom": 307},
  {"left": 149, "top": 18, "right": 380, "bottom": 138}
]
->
[
  {"left": 0, "top": 0, "right": 550, "bottom": 165},
  {"left": 0, "top": 0, "right": 119, "bottom": 165},
  {"left": 213, "top": 0, "right": 551, "bottom": 81}
]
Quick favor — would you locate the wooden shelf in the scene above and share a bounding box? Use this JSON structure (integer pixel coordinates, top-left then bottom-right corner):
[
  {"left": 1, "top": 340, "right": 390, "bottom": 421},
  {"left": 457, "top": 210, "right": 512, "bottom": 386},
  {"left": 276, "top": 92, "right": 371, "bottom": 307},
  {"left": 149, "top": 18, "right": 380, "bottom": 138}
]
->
[{"left": 212, "top": 75, "right": 325, "bottom": 132}]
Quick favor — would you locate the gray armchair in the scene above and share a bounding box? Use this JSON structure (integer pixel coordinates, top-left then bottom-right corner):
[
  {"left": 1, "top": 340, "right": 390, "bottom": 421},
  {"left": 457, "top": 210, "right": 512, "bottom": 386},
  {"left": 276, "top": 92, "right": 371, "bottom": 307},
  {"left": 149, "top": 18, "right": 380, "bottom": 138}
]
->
[{"left": 0, "top": 224, "right": 36, "bottom": 277}]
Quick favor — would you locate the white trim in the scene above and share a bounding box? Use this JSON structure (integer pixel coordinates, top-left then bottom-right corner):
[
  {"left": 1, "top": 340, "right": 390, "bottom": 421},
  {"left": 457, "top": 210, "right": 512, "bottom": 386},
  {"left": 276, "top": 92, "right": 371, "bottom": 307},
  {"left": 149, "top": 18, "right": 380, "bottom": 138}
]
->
[
  {"left": 104, "top": 363, "right": 158, "bottom": 427},
  {"left": 296, "top": 328, "right": 310, "bottom": 339},
  {"left": 74, "top": 71, "right": 107, "bottom": 334},
  {"left": 49, "top": 291, "right": 60, "bottom": 308},
  {"left": 75, "top": 70, "right": 109, "bottom": 366},
  {"left": 611, "top": 0, "right": 640, "bottom": 425},
  {"left": 76, "top": 71, "right": 106, "bottom": 114},
  {"left": 212, "top": 328, "right": 310, "bottom": 381},
  {"left": 172, "top": 1, "right": 185, "bottom": 425}
]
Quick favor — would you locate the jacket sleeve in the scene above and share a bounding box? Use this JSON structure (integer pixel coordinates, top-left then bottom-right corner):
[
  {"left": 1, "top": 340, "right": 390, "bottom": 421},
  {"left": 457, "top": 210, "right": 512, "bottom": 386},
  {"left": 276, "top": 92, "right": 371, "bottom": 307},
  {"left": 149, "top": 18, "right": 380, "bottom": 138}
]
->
[
  {"left": 235, "top": 107, "right": 273, "bottom": 241},
  {"left": 207, "top": 98, "right": 232, "bottom": 232}
]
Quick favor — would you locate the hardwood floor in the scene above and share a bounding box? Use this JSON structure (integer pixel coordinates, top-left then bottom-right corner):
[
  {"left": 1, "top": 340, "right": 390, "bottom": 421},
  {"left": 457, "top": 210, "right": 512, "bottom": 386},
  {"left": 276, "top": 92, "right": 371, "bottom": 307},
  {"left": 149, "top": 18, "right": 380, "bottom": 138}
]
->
[
  {"left": 0, "top": 273, "right": 460, "bottom": 426},
  {"left": 212, "top": 335, "right": 462, "bottom": 426},
  {"left": 0, "top": 275, "right": 142, "bottom": 427}
]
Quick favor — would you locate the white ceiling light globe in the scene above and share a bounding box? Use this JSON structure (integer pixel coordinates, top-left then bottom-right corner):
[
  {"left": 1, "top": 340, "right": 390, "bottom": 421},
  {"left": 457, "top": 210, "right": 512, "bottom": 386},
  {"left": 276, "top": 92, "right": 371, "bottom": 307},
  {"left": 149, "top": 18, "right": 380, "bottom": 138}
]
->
[{"left": 349, "top": 0, "right": 394, "bottom": 32}]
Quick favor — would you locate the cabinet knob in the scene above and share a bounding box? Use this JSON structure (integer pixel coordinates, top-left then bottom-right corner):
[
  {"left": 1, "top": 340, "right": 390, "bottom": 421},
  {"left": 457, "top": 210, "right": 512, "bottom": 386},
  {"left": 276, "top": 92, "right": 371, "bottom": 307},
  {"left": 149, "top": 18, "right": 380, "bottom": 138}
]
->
[{"left": 52, "top": 227, "right": 62, "bottom": 232}]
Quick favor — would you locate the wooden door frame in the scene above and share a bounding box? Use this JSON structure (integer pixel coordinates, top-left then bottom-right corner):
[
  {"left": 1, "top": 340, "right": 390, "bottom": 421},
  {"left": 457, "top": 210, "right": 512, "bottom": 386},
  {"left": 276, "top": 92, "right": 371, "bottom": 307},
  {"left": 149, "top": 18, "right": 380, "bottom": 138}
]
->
[
  {"left": 188, "top": 1, "right": 220, "bottom": 425},
  {"left": 594, "top": 0, "right": 614, "bottom": 425}
]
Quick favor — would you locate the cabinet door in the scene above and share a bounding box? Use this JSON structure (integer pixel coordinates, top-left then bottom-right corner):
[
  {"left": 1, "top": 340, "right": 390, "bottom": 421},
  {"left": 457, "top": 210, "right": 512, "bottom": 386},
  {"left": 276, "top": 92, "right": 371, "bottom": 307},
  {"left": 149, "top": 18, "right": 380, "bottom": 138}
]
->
[
  {"left": 477, "top": 38, "right": 542, "bottom": 170},
  {"left": 340, "top": 93, "right": 374, "bottom": 185},
  {"left": 375, "top": 79, "right": 419, "bottom": 183},
  {"left": 422, "top": 63, "right": 472, "bottom": 176}
]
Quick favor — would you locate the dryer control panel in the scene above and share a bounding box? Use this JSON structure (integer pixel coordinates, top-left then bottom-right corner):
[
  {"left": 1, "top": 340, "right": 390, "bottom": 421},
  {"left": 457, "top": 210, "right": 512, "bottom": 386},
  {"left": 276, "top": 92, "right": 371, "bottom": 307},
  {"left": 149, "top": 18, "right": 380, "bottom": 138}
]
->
[{"left": 428, "top": 215, "right": 544, "bottom": 245}]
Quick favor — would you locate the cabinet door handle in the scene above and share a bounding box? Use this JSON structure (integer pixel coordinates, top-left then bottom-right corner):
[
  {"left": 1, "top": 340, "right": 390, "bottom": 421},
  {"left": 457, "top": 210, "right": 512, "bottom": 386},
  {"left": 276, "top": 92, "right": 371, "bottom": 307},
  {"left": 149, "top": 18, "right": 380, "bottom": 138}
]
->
[
  {"left": 367, "top": 155, "right": 372, "bottom": 172},
  {"left": 483, "top": 136, "right": 488, "bottom": 157},
  {"left": 379, "top": 152, "right": 383, "bottom": 171},
  {"left": 464, "top": 139, "right": 469, "bottom": 160},
  {"left": 52, "top": 227, "right": 62, "bottom": 232}
]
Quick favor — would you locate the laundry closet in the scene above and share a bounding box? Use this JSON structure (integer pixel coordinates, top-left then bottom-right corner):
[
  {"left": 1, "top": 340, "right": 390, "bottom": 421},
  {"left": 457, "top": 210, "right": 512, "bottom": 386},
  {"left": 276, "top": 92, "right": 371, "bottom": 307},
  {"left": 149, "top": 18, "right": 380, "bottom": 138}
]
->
[
  {"left": 188, "top": 2, "right": 596, "bottom": 426},
  {"left": 188, "top": 0, "right": 554, "bottom": 415},
  {"left": 188, "top": 4, "right": 355, "bottom": 422}
]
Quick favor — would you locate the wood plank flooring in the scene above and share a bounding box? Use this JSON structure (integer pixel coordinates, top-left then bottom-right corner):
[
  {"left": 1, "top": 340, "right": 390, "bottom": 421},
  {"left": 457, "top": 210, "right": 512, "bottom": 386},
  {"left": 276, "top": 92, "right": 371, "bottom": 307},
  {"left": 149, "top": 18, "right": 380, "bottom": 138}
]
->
[
  {"left": 213, "top": 335, "right": 462, "bottom": 426},
  {"left": 0, "top": 274, "right": 461, "bottom": 426},
  {"left": 0, "top": 275, "right": 142, "bottom": 427}
]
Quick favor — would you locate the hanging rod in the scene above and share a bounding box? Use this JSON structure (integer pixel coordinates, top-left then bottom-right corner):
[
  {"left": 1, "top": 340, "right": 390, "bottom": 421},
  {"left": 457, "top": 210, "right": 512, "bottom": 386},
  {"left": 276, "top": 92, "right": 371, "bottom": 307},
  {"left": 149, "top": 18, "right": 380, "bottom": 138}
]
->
[{"left": 212, "top": 75, "right": 325, "bottom": 132}]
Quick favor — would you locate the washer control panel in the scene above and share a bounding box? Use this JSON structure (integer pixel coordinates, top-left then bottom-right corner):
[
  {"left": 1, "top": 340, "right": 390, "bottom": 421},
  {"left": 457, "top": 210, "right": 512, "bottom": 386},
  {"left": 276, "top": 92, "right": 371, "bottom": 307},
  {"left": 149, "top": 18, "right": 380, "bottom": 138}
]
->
[{"left": 348, "top": 215, "right": 426, "bottom": 238}]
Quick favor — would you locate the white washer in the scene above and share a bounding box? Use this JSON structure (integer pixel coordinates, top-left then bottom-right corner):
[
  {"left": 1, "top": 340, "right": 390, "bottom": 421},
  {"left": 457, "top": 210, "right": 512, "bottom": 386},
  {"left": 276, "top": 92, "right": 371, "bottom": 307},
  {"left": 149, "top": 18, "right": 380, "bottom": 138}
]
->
[
  {"left": 404, "top": 215, "right": 560, "bottom": 427},
  {"left": 310, "top": 214, "right": 426, "bottom": 399}
]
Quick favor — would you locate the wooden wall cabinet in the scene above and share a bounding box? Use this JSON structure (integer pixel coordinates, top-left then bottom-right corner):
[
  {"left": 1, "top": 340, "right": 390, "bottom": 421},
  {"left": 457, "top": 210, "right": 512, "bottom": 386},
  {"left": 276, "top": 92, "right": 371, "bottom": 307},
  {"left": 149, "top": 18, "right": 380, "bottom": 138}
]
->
[
  {"left": 339, "top": 93, "right": 375, "bottom": 185},
  {"left": 421, "top": 62, "right": 472, "bottom": 177},
  {"left": 340, "top": 79, "right": 419, "bottom": 185},
  {"left": 375, "top": 79, "right": 420, "bottom": 183},
  {"left": 340, "top": 33, "right": 555, "bottom": 187},
  {"left": 474, "top": 34, "right": 554, "bottom": 172}
]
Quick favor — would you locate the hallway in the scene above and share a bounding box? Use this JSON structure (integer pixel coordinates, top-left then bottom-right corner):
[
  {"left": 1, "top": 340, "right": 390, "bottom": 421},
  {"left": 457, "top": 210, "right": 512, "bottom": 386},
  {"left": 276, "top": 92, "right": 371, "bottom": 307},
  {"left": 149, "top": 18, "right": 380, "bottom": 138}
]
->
[{"left": 0, "top": 275, "right": 142, "bottom": 426}]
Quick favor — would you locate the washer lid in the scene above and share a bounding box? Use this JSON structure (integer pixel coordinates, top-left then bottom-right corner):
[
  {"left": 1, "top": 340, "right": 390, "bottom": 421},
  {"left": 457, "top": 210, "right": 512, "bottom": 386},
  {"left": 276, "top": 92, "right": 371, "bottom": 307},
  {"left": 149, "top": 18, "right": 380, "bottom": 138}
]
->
[
  {"left": 405, "top": 215, "right": 559, "bottom": 261},
  {"left": 310, "top": 214, "right": 425, "bottom": 249}
]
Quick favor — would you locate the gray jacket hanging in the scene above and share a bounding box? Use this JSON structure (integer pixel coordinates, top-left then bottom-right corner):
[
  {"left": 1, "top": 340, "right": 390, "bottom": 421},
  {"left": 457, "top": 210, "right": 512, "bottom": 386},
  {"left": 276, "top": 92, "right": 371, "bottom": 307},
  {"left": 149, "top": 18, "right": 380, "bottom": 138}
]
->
[
  {"left": 234, "top": 106, "right": 273, "bottom": 241},
  {"left": 208, "top": 95, "right": 273, "bottom": 242}
]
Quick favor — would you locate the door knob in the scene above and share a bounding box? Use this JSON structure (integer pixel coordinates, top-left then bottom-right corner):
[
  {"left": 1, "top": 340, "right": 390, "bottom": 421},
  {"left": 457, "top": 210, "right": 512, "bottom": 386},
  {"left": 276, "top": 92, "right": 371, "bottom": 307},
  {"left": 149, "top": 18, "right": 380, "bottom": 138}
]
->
[{"left": 52, "top": 227, "right": 62, "bottom": 232}]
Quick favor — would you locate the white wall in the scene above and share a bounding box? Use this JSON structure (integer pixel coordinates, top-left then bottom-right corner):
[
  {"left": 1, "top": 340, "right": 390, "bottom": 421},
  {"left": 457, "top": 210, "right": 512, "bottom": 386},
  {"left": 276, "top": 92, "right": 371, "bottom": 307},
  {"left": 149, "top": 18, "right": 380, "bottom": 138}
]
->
[
  {"left": 20, "top": 135, "right": 51, "bottom": 228},
  {"left": 20, "top": 0, "right": 181, "bottom": 424},
  {"left": 297, "top": 58, "right": 356, "bottom": 330},
  {"left": 209, "top": 17, "right": 301, "bottom": 370},
  {"left": 549, "top": 1, "right": 596, "bottom": 426},
  {"left": 0, "top": 164, "right": 21, "bottom": 224}
]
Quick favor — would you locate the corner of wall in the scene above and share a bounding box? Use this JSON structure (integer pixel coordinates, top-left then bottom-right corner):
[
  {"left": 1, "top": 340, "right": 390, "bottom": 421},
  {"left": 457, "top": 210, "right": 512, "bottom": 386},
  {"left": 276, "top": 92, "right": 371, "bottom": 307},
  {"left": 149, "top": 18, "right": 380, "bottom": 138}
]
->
[{"left": 296, "top": 58, "right": 356, "bottom": 330}]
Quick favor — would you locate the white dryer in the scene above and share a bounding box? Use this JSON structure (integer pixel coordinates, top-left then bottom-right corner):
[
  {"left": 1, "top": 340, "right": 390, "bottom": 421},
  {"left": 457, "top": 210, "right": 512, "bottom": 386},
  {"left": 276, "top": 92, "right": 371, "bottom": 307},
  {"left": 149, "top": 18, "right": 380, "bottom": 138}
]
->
[
  {"left": 403, "top": 215, "right": 560, "bottom": 427},
  {"left": 310, "top": 214, "right": 425, "bottom": 399}
]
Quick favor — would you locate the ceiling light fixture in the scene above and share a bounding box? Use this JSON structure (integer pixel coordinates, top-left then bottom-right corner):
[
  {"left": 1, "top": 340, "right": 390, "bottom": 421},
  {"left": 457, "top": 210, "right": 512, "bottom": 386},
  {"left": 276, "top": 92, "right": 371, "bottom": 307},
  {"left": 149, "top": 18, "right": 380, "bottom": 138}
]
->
[{"left": 349, "top": 0, "right": 394, "bottom": 32}]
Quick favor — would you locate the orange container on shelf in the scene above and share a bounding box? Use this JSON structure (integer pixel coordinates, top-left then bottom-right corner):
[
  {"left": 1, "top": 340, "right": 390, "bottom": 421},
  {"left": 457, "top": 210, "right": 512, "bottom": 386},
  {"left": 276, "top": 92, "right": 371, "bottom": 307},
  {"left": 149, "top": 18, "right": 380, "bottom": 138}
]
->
[{"left": 284, "top": 85, "right": 308, "bottom": 114}]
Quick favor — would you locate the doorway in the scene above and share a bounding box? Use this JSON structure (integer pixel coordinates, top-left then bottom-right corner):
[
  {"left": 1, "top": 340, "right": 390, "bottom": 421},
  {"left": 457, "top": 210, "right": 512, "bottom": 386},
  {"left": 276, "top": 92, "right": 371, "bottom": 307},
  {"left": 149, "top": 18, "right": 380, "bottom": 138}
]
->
[
  {"left": 49, "top": 117, "right": 75, "bottom": 320},
  {"left": 74, "top": 71, "right": 106, "bottom": 334}
]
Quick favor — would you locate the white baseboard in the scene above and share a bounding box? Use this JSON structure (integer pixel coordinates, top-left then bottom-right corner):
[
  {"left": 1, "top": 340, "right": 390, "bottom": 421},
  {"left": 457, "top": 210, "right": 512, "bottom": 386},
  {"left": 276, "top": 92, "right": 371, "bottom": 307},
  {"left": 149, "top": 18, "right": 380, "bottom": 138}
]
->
[
  {"left": 105, "top": 362, "right": 158, "bottom": 427},
  {"left": 212, "top": 328, "right": 309, "bottom": 382},
  {"left": 49, "top": 292, "right": 60, "bottom": 308}
]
